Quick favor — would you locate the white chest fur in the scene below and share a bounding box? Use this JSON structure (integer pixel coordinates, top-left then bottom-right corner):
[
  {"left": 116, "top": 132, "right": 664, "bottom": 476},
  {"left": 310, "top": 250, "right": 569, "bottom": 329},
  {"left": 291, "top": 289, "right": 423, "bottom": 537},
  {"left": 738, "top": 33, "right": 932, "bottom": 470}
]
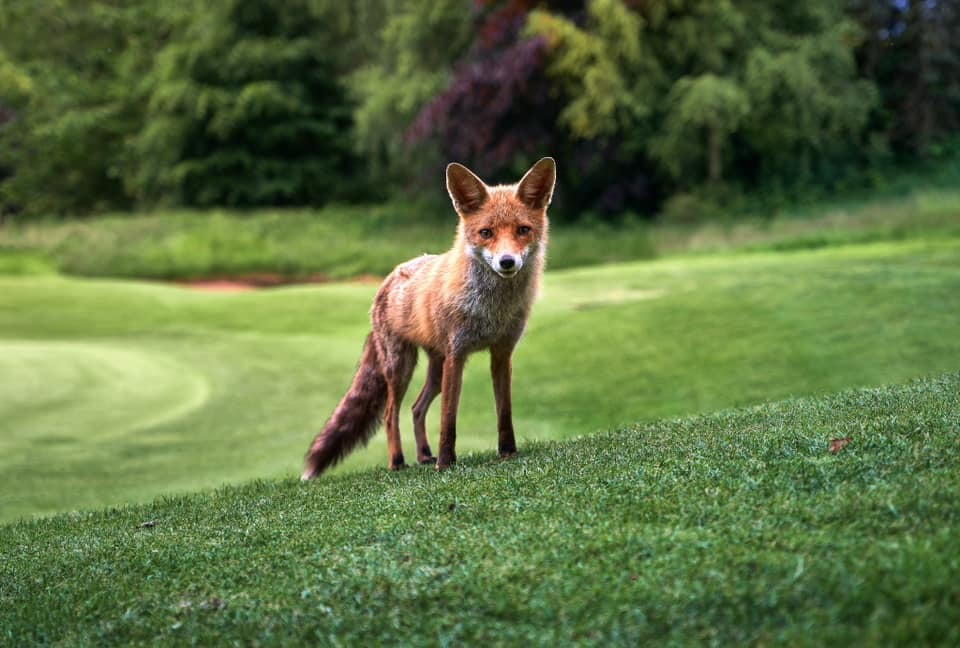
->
[{"left": 451, "top": 257, "right": 537, "bottom": 353}]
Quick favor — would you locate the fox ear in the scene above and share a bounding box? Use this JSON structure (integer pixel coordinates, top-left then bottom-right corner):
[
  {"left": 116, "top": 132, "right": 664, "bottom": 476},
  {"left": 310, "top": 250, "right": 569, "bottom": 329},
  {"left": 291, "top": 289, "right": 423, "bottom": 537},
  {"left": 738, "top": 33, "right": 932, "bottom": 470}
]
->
[
  {"left": 446, "top": 163, "right": 488, "bottom": 215},
  {"left": 516, "top": 157, "right": 556, "bottom": 210}
]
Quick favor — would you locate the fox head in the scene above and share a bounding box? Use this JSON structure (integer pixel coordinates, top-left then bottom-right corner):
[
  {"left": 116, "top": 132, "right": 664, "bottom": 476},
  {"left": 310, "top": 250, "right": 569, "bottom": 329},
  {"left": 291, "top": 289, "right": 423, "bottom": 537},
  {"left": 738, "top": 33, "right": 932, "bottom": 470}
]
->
[{"left": 446, "top": 157, "right": 556, "bottom": 278}]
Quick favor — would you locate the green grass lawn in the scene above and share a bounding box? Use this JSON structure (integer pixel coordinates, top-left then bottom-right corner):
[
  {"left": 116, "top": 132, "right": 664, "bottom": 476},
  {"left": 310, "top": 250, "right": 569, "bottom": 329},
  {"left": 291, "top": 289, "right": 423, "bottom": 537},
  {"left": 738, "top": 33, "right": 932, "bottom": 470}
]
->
[
  {"left": 1, "top": 237, "right": 959, "bottom": 522},
  {"left": 2, "top": 373, "right": 958, "bottom": 645}
]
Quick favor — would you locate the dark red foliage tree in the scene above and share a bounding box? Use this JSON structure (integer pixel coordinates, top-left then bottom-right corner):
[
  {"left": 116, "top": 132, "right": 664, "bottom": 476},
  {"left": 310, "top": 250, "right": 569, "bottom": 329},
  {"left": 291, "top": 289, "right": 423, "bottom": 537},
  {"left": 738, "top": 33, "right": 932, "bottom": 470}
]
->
[
  {"left": 407, "top": 2, "right": 560, "bottom": 175},
  {"left": 407, "top": 0, "right": 661, "bottom": 217}
]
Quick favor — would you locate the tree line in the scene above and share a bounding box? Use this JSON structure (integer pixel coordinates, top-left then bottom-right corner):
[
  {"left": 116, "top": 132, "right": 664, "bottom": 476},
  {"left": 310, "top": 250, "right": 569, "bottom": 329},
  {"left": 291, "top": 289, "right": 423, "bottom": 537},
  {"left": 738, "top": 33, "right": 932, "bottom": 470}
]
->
[{"left": 0, "top": 0, "right": 957, "bottom": 221}]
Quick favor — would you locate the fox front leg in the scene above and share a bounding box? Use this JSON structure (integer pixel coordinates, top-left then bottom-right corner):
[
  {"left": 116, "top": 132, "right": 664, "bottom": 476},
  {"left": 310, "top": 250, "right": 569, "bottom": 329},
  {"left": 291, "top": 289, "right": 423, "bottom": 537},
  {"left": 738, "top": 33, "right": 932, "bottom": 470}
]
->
[
  {"left": 490, "top": 344, "right": 518, "bottom": 458},
  {"left": 437, "top": 353, "right": 466, "bottom": 469}
]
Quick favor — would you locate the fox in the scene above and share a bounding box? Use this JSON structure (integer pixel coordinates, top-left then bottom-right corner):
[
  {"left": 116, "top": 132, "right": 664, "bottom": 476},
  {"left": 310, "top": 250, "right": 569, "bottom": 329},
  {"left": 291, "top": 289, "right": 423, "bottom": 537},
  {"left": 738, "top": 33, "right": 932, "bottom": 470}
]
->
[{"left": 302, "top": 157, "right": 556, "bottom": 479}]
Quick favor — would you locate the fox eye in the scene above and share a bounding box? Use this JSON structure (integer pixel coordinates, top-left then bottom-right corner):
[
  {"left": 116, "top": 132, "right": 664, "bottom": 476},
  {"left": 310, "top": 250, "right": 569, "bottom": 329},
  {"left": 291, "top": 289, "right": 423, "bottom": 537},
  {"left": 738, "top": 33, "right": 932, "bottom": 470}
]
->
[
  {"left": 517, "top": 225, "right": 531, "bottom": 236},
  {"left": 479, "top": 228, "right": 494, "bottom": 239}
]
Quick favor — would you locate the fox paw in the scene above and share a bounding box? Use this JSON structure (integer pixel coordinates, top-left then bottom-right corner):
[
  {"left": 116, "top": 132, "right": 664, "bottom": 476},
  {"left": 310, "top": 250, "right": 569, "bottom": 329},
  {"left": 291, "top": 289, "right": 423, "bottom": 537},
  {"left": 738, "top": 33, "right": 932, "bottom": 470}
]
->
[{"left": 418, "top": 445, "right": 436, "bottom": 465}]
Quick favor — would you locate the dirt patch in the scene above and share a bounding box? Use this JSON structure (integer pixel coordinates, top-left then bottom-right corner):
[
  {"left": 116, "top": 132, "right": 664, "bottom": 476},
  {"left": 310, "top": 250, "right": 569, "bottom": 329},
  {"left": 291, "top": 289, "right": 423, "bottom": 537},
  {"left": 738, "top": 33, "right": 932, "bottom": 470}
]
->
[
  {"left": 179, "top": 280, "right": 259, "bottom": 293},
  {"left": 177, "top": 273, "right": 382, "bottom": 292}
]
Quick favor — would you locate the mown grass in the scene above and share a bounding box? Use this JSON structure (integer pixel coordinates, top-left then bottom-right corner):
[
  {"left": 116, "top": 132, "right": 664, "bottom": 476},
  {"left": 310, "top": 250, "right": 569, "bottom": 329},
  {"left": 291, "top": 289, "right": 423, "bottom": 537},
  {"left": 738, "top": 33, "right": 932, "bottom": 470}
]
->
[
  {"left": 2, "top": 373, "right": 958, "bottom": 645},
  {"left": 1, "top": 237, "right": 959, "bottom": 522},
  {"left": 1, "top": 187, "right": 958, "bottom": 281}
]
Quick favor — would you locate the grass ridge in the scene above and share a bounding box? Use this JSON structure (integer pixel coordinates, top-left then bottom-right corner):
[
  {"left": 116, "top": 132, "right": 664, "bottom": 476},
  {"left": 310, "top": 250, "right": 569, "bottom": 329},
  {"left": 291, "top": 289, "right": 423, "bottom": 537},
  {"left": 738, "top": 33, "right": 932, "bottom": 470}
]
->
[{"left": 2, "top": 372, "right": 958, "bottom": 645}]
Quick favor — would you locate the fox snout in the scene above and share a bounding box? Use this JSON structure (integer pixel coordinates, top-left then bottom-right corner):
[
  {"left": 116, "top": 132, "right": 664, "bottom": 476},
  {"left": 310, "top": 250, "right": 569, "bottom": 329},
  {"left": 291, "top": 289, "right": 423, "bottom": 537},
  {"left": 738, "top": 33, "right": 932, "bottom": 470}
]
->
[{"left": 485, "top": 248, "right": 526, "bottom": 277}]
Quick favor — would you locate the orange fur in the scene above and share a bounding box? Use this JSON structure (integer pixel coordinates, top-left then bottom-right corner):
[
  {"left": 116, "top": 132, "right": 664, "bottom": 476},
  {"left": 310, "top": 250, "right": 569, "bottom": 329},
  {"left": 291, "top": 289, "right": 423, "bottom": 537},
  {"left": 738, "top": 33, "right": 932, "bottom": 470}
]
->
[{"left": 303, "top": 158, "right": 556, "bottom": 478}]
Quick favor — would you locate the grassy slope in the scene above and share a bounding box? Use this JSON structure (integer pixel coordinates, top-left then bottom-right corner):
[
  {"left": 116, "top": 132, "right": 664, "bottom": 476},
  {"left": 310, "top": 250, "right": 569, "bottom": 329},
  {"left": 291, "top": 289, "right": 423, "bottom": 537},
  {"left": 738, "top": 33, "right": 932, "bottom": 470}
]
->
[
  {"left": 1, "top": 238, "right": 959, "bottom": 522},
  {"left": 2, "top": 373, "right": 958, "bottom": 645}
]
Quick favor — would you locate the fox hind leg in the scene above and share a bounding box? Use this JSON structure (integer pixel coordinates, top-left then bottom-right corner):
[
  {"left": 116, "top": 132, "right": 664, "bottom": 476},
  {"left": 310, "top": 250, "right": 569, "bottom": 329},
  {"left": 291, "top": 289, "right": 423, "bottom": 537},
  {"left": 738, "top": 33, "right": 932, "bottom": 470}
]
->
[
  {"left": 380, "top": 338, "right": 418, "bottom": 470},
  {"left": 411, "top": 353, "right": 443, "bottom": 464}
]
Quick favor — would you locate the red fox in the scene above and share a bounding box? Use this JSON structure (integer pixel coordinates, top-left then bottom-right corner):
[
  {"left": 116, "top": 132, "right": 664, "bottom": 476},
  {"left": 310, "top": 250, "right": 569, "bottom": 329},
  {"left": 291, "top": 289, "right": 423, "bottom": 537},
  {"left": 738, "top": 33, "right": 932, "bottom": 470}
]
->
[{"left": 302, "top": 157, "right": 556, "bottom": 478}]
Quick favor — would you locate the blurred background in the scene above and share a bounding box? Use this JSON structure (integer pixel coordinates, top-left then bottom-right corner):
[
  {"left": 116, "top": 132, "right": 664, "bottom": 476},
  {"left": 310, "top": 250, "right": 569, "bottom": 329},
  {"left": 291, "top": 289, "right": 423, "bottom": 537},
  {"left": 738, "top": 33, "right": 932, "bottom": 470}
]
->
[
  {"left": 1, "top": 0, "right": 959, "bottom": 522},
  {"left": 1, "top": 0, "right": 958, "bottom": 223}
]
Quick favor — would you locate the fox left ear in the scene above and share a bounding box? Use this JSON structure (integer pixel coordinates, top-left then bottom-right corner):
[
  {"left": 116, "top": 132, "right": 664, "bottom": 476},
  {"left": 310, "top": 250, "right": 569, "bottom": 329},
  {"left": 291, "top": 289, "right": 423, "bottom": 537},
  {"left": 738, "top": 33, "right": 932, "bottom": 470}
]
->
[{"left": 516, "top": 157, "right": 556, "bottom": 210}]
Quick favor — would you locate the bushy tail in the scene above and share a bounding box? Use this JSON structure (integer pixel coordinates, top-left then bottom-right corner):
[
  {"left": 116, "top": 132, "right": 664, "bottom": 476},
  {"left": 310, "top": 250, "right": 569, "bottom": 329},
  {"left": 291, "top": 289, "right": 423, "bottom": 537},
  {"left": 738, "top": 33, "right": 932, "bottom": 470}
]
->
[{"left": 302, "top": 335, "right": 386, "bottom": 480}]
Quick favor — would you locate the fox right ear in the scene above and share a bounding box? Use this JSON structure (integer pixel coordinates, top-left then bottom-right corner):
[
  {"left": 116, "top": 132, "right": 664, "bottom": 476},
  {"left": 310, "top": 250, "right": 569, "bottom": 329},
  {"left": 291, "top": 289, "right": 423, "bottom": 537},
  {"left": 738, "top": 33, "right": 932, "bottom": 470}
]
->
[{"left": 446, "top": 163, "right": 489, "bottom": 215}]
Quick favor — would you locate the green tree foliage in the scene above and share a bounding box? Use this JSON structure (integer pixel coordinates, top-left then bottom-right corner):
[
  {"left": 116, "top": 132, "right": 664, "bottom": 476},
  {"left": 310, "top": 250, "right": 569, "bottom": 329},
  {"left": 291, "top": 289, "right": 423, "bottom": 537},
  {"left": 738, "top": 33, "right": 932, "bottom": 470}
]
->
[
  {"left": 853, "top": 0, "right": 960, "bottom": 155},
  {"left": 1, "top": 0, "right": 958, "bottom": 219},
  {"left": 348, "top": 0, "right": 473, "bottom": 183},
  {"left": 528, "top": 0, "right": 878, "bottom": 199},
  {"left": 652, "top": 74, "right": 750, "bottom": 183},
  {"left": 527, "top": 0, "right": 658, "bottom": 140},
  {"left": 0, "top": 50, "right": 31, "bottom": 110},
  {"left": 0, "top": 1, "right": 174, "bottom": 216},
  {"left": 131, "top": 0, "right": 358, "bottom": 207}
]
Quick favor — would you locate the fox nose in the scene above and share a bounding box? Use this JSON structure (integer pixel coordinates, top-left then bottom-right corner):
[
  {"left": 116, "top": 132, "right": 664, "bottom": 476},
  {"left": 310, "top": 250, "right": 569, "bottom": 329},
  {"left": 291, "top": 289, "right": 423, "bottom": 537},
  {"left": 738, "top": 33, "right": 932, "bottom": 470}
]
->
[{"left": 499, "top": 256, "right": 516, "bottom": 270}]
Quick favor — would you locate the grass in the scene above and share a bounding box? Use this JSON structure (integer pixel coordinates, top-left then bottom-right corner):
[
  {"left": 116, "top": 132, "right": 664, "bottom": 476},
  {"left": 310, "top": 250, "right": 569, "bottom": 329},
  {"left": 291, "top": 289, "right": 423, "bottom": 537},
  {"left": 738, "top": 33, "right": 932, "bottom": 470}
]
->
[
  {"left": 2, "top": 191, "right": 958, "bottom": 643},
  {"left": 1, "top": 237, "right": 959, "bottom": 522},
  {"left": 654, "top": 188, "right": 960, "bottom": 256},
  {"left": 0, "top": 205, "right": 654, "bottom": 281},
  {"left": 1, "top": 186, "right": 959, "bottom": 281},
  {"left": 2, "top": 372, "right": 958, "bottom": 645}
]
